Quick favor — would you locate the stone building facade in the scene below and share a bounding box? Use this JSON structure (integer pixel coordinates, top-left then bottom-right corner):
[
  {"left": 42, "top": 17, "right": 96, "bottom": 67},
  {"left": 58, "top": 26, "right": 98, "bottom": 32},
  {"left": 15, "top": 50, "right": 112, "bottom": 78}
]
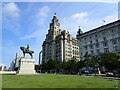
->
[
  {"left": 14, "top": 52, "right": 22, "bottom": 68},
  {"left": 10, "top": 52, "right": 22, "bottom": 70},
  {"left": 42, "top": 15, "right": 80, "bottom": 63},
  {"left": 77, "top": 20, "right": 120, "bottom": 60},
  {"left": 39, "top": 51, "right": 42, "bottom": 64}
]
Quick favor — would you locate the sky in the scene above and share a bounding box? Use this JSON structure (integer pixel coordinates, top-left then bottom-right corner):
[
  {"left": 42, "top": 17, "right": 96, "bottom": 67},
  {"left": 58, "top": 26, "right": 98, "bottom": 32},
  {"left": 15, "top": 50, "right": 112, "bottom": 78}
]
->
[{"left": 1, "top": 0, "right": 119, "bottom": 67}]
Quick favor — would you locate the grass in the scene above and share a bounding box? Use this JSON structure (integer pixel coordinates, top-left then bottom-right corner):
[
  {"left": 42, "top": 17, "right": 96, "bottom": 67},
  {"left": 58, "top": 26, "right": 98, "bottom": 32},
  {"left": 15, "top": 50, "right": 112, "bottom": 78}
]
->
[{"left": 2, "top": 74, "right": 119, "bottom": 88}]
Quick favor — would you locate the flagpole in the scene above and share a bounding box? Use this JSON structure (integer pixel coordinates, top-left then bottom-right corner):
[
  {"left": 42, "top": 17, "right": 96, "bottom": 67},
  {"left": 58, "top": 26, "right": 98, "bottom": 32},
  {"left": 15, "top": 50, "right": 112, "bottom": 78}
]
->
[
  {"left": 102, "top": 20, "right": 106, "bottom": 26},
  {"left": 102, "top": 20, "right": 105, "bottom": 26}
]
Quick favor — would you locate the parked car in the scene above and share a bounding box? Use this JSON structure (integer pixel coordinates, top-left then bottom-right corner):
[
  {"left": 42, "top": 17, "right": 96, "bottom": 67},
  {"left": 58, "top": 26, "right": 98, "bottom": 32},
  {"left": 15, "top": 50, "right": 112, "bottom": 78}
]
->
[
  {"left": 81, "top": 70, "right": 90, "bottom": 74},
  {"left": 105, "top": 72, "right": 114, "bottom": 77}
]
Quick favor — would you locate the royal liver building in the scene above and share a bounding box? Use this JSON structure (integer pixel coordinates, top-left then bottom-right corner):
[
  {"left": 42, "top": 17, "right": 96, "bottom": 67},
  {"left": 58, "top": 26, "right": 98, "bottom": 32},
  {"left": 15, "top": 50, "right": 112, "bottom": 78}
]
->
[{"left": 42, "top": 14, "right": 80, "bottom": 63}]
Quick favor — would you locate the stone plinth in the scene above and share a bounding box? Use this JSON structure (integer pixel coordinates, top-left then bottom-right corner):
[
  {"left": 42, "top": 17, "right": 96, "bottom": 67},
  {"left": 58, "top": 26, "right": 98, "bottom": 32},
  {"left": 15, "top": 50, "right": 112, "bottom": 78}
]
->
[{"left": 17, "top": 58, "right": 36, "bottom": 75}]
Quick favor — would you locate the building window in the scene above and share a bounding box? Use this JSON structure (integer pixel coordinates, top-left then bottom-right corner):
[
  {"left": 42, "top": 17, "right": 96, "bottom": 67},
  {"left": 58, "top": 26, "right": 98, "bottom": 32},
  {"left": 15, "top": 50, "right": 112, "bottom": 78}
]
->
[
  {"left": 84, "top": 46, "right": 87, "bottom": 50},
  {"left": 96, "top": 49, "right": 100, "bottom": 54},
  {"left": 112, "top": 35, "right": 116, "bottom": 39},
  {"left": 84, "top": 38, "right": 86, "bottom": 41},
  {"left": 96, "top": 44, "right": 99, "bottom": 48},
  {"left": 90, "top": 45, "right": 93, "bottom": 49},
  {"left": 112, "top": 40, "right": 117, "bottom": 45},
  {"left": 103, "top": 42, "right": 108, "bottom": 47},
  {"left": 90, "top": 41, "right": 92, "bottom": 44},
  {"left": 114, "top": 46, "right": 117, "bottom": 51},
  {"left": 85, "top": 51, "right": 88, "bottom": 55},
  {"left": 95, "top": 35, "right": 98, "bottom": 38},
  {"left": 103, "top": 37, "right": 107, "bottom": 41},
  {"left": 96, "top": 39, "right": 98, "bottom": 43},
  {"left": 90, "top": 36, "right": 92, "bottom": 39},
  {"left": 81, "top": 53, "right": 83, "bottom": 56},
  {"left": 102, "top": 32, "right": 106, "bottom": 36},
  {"left": 104, "top": 48, "right": 109, "bottom": 52},
  {"left": 111, "top": 30, "right": 115, "bottom": 33},
  {"left": 91, "top": 50, "right": 94, "bottom": 54},
  {"left": 80, "top": 48, "right": 82, "bottom": 50}
]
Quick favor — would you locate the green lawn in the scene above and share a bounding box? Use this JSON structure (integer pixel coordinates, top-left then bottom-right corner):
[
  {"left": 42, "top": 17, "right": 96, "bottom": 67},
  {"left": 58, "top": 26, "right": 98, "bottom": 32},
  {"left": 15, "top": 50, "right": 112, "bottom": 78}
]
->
[{"left": 2, "top": 74, "right": 119, "bottom": 88}]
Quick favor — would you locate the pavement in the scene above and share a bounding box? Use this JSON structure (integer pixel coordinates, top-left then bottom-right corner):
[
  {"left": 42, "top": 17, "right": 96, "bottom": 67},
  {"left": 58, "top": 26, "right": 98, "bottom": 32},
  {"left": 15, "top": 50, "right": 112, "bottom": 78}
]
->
[
  {"left": 0, "top": 71, "right": 16, "bottom": 74},
  {"left": 84, "top": 74, "right": 120, "bottom": 80}
]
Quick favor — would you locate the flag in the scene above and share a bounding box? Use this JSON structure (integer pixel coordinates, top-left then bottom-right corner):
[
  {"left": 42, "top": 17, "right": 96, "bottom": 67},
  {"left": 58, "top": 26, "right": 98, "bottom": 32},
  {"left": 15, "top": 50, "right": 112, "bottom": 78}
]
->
[{"left": 103, "top": 20, "right": 105, "bottom": 22}]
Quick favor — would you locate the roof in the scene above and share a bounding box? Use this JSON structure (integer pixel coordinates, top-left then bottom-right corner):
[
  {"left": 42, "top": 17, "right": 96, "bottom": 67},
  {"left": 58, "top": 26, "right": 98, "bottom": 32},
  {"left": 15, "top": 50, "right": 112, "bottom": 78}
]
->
[{"left": 79, "top": 19, "right": 120, "bottom": 36}]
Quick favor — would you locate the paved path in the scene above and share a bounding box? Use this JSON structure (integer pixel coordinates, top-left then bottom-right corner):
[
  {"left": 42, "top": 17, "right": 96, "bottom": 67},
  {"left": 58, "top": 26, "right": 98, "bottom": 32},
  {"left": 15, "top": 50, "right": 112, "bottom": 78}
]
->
[
  {"left": 85, "top": 74, "right": 120, "bottom": 80},
  {"left": 0, "top": 71, "right": 16, "bottom": 74}
]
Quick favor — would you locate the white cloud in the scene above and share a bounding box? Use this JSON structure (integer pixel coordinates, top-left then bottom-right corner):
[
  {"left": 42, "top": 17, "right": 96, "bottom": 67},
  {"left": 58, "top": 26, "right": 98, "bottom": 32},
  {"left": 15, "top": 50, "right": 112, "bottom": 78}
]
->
[
  {"left": 37, "top": 6, "right": 50, "bottom": 17},
  {"left": 36, "top": 6, "right": 50, "bottom": 25},
  {"left": 61, "top": 12, "right": 118, "bottom": 37},
  {"left": 20, "top": 6, "right": 50, "bottom": 42},
  {"left": 61, "top": 12, "right": 89, "bottom": 36},
  {"left": 103, "top": 13, "right": 118, "bottom": 23},
  {"left": 20, "top": 28, "right": 47, "bottom": 47},
  {"left": 3, "top": 3, "right": 20, "bottom": 17},
  {"left": 21, "top": 30, "right": 42, "bottom": 40},
  {"left": 3, "top": 17, "right": 21, "bottom": 35},
  {"left": 72, "top": 12, "right": 88, "bottom": 19},
  {"left": 2, "top": 3, "right": 21, "bottom": 35}
]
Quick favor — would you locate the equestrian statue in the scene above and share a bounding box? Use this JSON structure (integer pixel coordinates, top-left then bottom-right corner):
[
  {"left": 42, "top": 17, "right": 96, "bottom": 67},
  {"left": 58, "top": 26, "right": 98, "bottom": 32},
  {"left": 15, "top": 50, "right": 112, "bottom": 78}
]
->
[{"left": 20, "top": 45, "right": 34, "bottom": 58}]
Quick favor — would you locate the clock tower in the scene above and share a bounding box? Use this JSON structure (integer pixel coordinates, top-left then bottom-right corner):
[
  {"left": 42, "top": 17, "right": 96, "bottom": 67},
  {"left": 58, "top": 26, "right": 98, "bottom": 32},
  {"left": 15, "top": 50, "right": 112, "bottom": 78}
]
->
[
  {"left": 42, "top": 14, "right": 80, "bottom": 63},
  {"left": 48, "top": 13, "right": 61, "bottom": 40}
]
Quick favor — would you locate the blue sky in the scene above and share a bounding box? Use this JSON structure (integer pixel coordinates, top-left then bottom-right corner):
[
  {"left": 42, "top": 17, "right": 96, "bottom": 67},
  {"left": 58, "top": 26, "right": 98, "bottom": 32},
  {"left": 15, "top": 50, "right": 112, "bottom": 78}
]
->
[{"left": 2, "top": 1, "right": 119, "bottom": 67}]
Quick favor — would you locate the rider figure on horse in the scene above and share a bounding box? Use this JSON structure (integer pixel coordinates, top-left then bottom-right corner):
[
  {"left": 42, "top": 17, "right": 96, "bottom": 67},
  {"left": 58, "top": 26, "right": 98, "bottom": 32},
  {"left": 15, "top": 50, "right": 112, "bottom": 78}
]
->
[
  {"left": 20, "top": 45, "right": 34, "bottom": 58},
  {"left": 27, "top": 44, "right": 29, "bottom": 52}
]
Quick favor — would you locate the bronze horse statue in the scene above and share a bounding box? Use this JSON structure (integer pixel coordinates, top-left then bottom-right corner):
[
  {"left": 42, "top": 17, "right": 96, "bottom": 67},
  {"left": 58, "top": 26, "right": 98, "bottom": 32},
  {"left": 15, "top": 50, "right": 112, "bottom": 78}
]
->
[{"left": 20, "top": 46, "right": 34, "bottom": 58}]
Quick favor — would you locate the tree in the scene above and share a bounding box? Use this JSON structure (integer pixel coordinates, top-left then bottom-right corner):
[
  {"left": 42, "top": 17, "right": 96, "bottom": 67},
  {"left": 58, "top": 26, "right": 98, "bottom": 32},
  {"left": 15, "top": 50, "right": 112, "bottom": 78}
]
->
[
  {"left": 47, "top": 59, "right": 57, "bottom": 70},
  {"left": 83, "top": 54, "right": 101, "bottom": 74},
  {"left": 77, "top": 60, "right": 85, "bottom": 70},
  {"left": 63, "top": 58, "right": 77, "bottom": 74},
  {"left": 98, "top": 53, "right": 120, "bottom": 72},
  {"left": 41, "top": 62, "right": 48, "bottom": 71},
  {"left": 35, "top": 65, "right": 41, "bottom": 73},
  {"left": 55, "top": 60, "right": 62, "bottom": 71},
  {"left": 41, "top": 59, "right": 60, "bottom": 73},
  {"left": 84, "top": 54, "right": 92, "bottom": 67}
]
